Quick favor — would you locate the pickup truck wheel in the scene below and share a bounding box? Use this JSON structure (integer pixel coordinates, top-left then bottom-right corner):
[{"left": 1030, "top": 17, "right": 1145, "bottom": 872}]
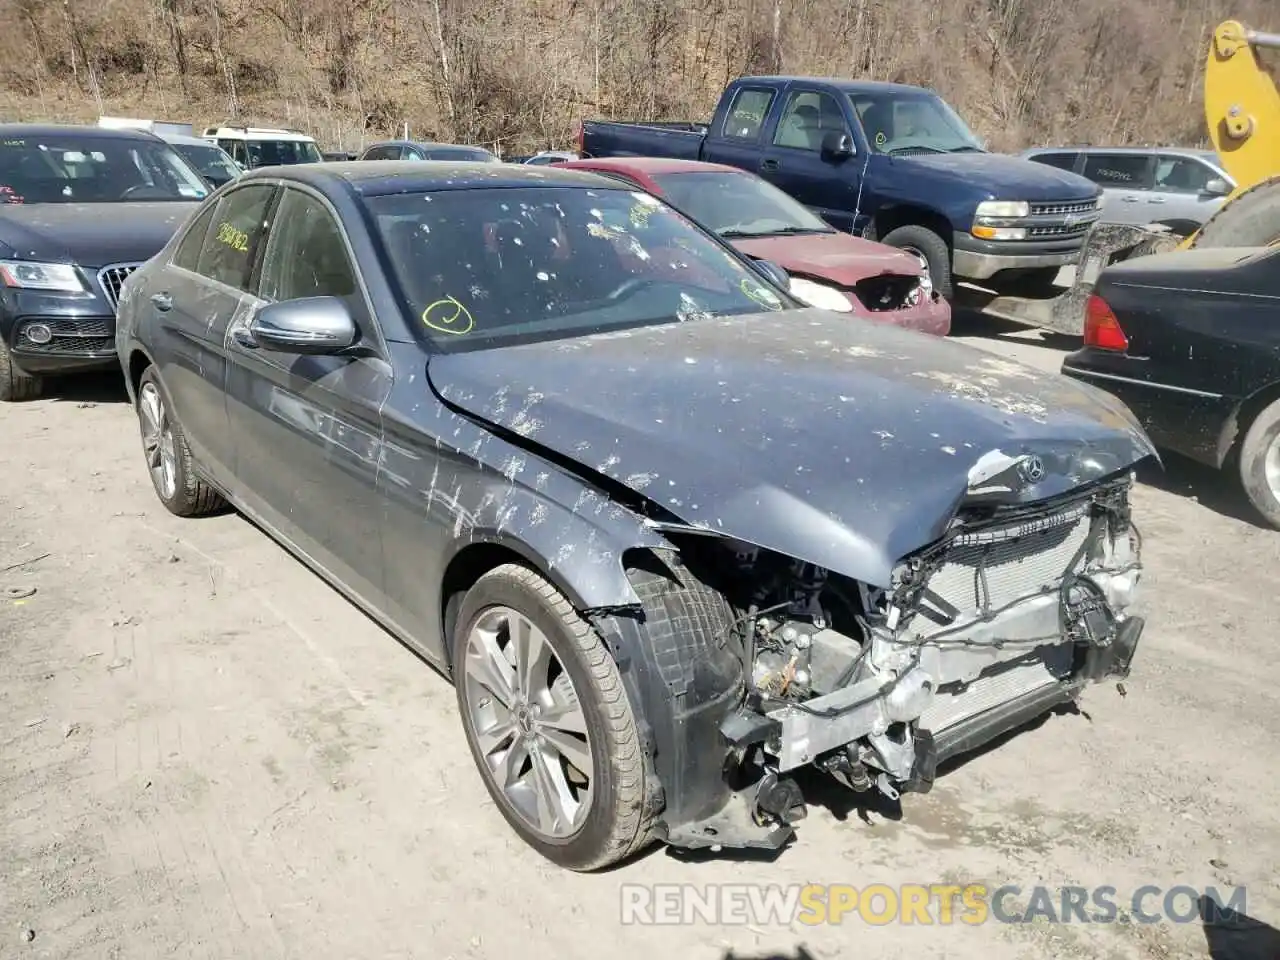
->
[
  {"left": 1238, "top": 397, "right": 1280, "bottom": 530},
  {"left": 135, "top": 368, "right": 226, "bottom": 517},
  {"left": 452, "top": 563, "right": 656, "bottom": 871},
  {"left": 880, "top": 225, "right": 952, "bottom": 300},
  {"left": 0, "top": 339, "right": 43, "bottom": 402}
]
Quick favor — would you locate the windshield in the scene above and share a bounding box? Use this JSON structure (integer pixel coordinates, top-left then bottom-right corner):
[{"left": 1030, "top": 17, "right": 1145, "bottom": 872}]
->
[
  {"left": 368, "top": 185, "right": 791, "bottom": 351},
  {"left": 0, "top": 134, "right": 210, "bottom": 204},
  {"left": 650, "top": 171, "right": 833, "bottom": 238},
  {"left": 175, "top": 143, "right": 240, "bottom": 185},
  {"left": 851, "top": 91, "right": 985, "bottom": 156},
  {"left": 245, "top": 139, "right": 323, "bottom": 167}
]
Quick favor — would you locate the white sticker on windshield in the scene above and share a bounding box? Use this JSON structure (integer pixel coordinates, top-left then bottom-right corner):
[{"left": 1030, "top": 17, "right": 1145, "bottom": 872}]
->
[
  {"left": 630, "top": 191, "right": 661, "bottom": 207},
  {"left": 178, "top": 185, "right": 204, "bottom": 198}
]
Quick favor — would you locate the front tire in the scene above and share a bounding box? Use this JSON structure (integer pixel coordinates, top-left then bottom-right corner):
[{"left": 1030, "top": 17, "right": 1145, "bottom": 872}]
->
[
  {"left": 135, "top": 367, "right": 225, "bottom": 517},
  {"left": 452, "top": 563, "right": 655, "bottom": 871},
  {"left": 1237, "top": 396, "right": 1280, "bottom": 530},
  {"left": 880, "top": 225, "right": 953, "bottom": 300},
  {"left": 0, "top": 338, "right": 43, "bottom": 402}
]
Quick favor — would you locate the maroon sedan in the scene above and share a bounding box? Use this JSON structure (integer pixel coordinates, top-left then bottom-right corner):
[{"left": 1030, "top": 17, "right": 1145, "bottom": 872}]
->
[{"left": 553, "top": 157, "right": 950, "bottom": 336}]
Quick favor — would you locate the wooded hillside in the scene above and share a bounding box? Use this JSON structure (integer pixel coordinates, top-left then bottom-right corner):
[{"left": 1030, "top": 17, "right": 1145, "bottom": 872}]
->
[{"left": 0, "top": 0, "right": 1272, "bottom": 155}]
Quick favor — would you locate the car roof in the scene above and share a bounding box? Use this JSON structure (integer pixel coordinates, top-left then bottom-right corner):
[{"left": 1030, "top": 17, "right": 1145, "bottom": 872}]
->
[
  {"left": 367, "top": 140, "right": 494, "bottom": 152},
  {"left": 560, "top": 157, "right": 745, "bottom": 177},
  {"left": 241, "top": 160, "right": 624, "bottom": 197},
  {"left": 737, "top": 77, "right": 932, "bottom": 96},
  {"left": 160, "top": 133, "right": 227, "bottom": 149},
  {"left": 0, "top": 123, "right": 162, "bottom": 142},
  {"left": 1025, "top": 145, "right": 1219, "bottom": 160}
]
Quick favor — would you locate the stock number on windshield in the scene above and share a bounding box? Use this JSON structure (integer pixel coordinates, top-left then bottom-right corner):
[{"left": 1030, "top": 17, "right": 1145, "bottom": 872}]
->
[{"left": 216, "top": 221, "right": 250, "bottom": 253}]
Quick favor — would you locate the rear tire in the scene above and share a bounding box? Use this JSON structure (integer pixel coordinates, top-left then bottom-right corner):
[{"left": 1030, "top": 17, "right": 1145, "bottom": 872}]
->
[
  {"left": 1191, "top": 176, "right": 1280, "bottom": 249},
  {"left": 0, "top": 339, "right": 43, "bottom": 402},
  {"left": 135, "top": 367, "right": 225, "bottom": 517},
  {"left": 1237, "top": 396, "right": 1280, "bottom": 530},
  {"left": 881, "top": 225, "right": 953, "bottom": 300},
  {"left": 451, "top": 563, "right": 656, "bottom": 871}
]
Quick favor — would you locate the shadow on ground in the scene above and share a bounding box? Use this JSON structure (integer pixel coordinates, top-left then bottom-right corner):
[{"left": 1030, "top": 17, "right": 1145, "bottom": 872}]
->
[
  {"left": 38, "top": 371, "right": 128, "bottom": 405},
  {"left": 1138, "top": 453, "right": 1271, "bottom": 529},
  {"left": 723, "top": 949, "right": 816, "bottom": 960},
  {"left": 948, "top": 308, "right": 1080, "bottom": 352},
  {"left": 1200, "top": 895, "right": 1280, "bottom": 960}
]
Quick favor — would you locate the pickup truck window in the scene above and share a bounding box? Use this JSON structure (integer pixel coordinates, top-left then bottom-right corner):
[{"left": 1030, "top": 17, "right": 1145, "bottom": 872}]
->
[
  {"left": 651, "top": 171, "right": 834, "bottom": 239},
  {"left": 722, "top": 88, "right": 775, "bottom": 140},
  {"left": 850, "top": 91, "right": 984, "bottom": 156},
  {"left": 368, "top": 186, "right": 789, "bottom": 351},
  {"left": 773, "top": 91, "right": 848, "bottom": 151}
]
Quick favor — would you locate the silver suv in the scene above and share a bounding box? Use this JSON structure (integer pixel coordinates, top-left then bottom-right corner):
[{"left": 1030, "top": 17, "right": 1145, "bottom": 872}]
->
[{"left": 1020, "top": 146, "right": 1233, "bottom": 235}]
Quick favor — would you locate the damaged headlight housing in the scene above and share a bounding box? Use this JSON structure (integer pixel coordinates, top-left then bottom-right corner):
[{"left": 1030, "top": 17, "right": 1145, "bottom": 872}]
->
[{"left": 789, "top": 277, "right": 855, "bottom": 313}]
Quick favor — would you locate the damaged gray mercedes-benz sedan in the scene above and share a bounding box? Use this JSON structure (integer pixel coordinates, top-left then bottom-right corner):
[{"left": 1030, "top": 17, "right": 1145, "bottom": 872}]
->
[{"left": 114, "top": 162, "right": 1154, "bottom": 871}]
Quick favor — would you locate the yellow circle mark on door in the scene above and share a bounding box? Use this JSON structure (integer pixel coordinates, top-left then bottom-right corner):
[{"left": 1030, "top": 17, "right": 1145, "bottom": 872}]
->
[{"left": 422, "top": 295, "right": 475, "bottom": 336}]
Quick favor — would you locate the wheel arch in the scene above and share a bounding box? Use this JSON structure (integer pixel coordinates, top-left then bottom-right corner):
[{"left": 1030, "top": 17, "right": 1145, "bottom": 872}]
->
[
  {"left": 870, "top": 203, "right": 955, "bottom": 250},
  {"left": 125, "top": 346, "right": 157, "bottom": 405},
  {"left": 1218, "top": 379, "right": 1280, "bottom": 467},
  {"left": 437, "top": 534, "right": 660, "bottom": 674}
]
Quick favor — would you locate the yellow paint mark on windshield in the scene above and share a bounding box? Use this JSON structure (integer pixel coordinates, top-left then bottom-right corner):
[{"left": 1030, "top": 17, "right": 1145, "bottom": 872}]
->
[
  {"left": 422, "top": 295, "right": 474, "bottom": 336},
  {"left": 215, "top": 221, "right": 249, "bottom": 252}
]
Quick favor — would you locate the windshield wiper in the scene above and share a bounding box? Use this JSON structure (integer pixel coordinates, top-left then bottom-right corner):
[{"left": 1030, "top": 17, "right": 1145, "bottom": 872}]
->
[
  {"left": 887, "top": 146, "right": 946, "bottom": 156},
  {"left": 721, "top": 225, "right": 835, "bottom": 238},
  {"left": 946, "top": 145, "right": 986, "bottom": 153}
]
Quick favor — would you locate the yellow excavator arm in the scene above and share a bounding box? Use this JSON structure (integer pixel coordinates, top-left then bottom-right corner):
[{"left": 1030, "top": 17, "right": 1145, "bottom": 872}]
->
[
  {"left": 1205, "top": 20, "right": 1280, "bottom": 196},
  {"left": 1181, "top": 20, "right": 1280, "bottom": 250}
]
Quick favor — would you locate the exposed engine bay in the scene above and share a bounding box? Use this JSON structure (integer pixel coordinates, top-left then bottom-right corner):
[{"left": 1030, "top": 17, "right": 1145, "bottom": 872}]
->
[{"left": 676, "top": 474, "right": 1144, "bottom": 837}]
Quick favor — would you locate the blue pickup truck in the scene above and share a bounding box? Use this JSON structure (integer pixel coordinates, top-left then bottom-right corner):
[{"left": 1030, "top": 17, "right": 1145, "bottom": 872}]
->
[{"left": 576, "top": 77, "right": 1103, "bottom": 301}]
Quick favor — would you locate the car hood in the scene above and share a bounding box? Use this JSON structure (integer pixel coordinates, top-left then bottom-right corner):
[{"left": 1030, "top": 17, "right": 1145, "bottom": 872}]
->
[
  {"left": 901, "top": 153, "right": 1098, "bottom": 202},
  {"left": 426, "top": 309, "right": 1154, "bottom": 587},
  {"left": 731, "top": 233, "right": 923, "bottom": 285},
  {"left": 0, "top": 202, "right": 200, "bottom": 267}
]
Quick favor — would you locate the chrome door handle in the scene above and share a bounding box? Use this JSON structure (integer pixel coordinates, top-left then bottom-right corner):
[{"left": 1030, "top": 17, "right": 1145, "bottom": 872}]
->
[{"left": 150, "top": 292, "right": 173, "bottom": 311}]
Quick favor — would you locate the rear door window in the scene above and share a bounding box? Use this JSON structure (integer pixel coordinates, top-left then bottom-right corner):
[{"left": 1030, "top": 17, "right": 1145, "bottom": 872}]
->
[
  {"left": 1082, "top": 153, "right": 1154, "bottom": 190},
  {"left": 195, "top": 183, "right": 277, "bottom": 291},
  {"left": 721, "top": 87, "right": 775, "bottom": 141},
  {"left": 172, "top": 202, "right": 220, "bottom": 272}
]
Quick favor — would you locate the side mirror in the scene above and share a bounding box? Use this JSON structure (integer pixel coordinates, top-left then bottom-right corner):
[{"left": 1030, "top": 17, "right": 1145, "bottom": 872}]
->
[
  {"left": 1203, "top": 177, "right": 1231, "bottom": 197},
  {"left": 752, "top": 259, "right": 791, "bottom": 289},
  {"left": 249, "top": 296, "right": 359, "bottom": 355},
  {"left": 820, "top": 131, "right": 854, "bottom": 161}
]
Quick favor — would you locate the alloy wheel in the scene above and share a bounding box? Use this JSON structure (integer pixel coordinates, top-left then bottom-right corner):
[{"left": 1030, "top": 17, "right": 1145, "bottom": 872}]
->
[
  {"left": 1265, "top": 435, "right": 1280, "bottom": 506},
  {"left": 138, "top": 381, "right": 178, "bottom": 500},
  {"left": 460, "top": 605, "right": 594, "bottom": 839}
]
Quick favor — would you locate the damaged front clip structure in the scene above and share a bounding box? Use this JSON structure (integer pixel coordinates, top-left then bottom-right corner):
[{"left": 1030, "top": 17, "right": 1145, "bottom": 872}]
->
[{"left": 651, "top": 477, "right": 1145, "bottom": 853}]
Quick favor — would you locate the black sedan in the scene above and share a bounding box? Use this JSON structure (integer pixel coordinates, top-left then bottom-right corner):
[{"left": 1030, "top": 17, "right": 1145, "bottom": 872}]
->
[
  {"left": 1061, "top": 245, "right": 1280, "bottom": 527},
  {"left": 115, "top": 161, "right": 1152, "bottom": 870},
  {"left": 0, "top": 124, "right": 210, "bottom": 400}
]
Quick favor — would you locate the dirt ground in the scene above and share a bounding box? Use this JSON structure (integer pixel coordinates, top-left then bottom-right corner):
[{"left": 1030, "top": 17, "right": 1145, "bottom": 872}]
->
[{"left": 3, "top": 318, "right": 1280, "bottom": 960}]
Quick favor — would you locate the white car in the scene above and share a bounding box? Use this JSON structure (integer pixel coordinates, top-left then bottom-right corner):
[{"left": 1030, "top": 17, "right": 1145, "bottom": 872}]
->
[{"left": 202, "top": 125, "right": 323, "bottom": 170}]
